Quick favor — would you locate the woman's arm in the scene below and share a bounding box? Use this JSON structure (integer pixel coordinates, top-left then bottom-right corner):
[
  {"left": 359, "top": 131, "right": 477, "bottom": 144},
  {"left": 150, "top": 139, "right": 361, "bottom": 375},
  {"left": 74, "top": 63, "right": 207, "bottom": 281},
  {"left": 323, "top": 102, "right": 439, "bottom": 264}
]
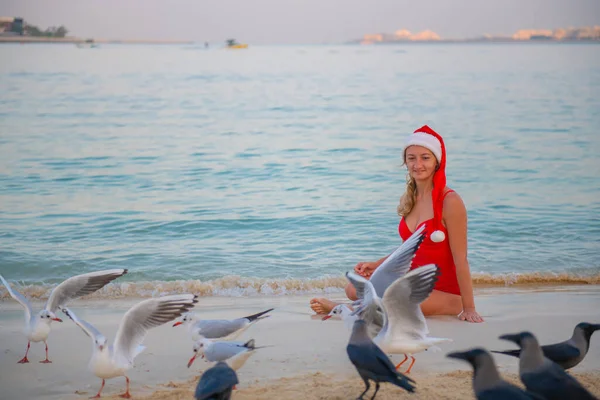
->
[
  {"left": 346, "top": 254, "right": 391, "bottom": 300},
  {"left": 443, "top": 192, "right": 484, "bottom": 323}
]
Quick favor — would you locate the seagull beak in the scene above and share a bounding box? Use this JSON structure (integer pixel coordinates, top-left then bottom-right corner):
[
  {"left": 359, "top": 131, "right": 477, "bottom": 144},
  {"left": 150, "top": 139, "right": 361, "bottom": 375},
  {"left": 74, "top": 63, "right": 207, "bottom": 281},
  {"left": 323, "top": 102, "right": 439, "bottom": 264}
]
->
[
  {"left": 99, "top": 345, "right": 104, "bottom": 351},
  {"left": 321, "top": 315, "right": 332, "bottom": 321},
  {"left": 52, "top": 317, "right": 63, "bottom": 322},
  {"left": 173, "top": 321, "right": 183, "bottom": 327},
  {"left": 187, "top": 355, "right": 197, "bottom": 368}
]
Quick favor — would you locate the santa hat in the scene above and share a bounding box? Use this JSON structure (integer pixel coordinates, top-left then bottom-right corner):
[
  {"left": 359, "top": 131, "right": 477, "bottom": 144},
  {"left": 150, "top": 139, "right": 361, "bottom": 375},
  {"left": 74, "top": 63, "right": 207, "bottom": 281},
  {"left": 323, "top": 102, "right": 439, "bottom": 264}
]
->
[{"left": 404, "top": 125, "right": 447, "bottom": 243}]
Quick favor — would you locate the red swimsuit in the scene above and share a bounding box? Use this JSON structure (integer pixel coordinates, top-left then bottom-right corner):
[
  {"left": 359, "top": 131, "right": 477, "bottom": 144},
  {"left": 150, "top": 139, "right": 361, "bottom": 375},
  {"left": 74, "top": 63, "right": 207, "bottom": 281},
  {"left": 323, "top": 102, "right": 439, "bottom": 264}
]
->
[{"left": 398, "top": 191, "right": 461, "bottom": 296}]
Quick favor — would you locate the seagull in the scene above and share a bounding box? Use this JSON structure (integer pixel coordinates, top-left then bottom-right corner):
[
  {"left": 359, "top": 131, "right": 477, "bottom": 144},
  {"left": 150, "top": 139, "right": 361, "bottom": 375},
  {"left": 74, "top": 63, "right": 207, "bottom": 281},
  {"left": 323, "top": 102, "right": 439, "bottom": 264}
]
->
[
  {"left": 195, "top": 361, "right": 239, "bottom": 400},
  {"left": 173, "top": 308, "right": 274, "bottom": 341},
  {"left": 345, "top": 224, "right": 426, "bottom": 338},
  {"left": 0, "top": 269, "right": 128, "bottom": 364},
  {"left": 62, "top": 294, "right": 198, "bottom": 398},
  {"left": 187, "top": 338, "right": 266, "bottom": 372},
  {"left": 499, "top": 331, "right": 597, "bottom": 400},
  {"left": 492, "top": 322, "right": 600, "bottom": 370},
  {"left": 447, "top": 348, "right": 546, "bottom": 400},
  {"left": 322, "top": 302, "right": 384, "bottom": 339},
  {"left": 322, "top": 304, "right": 357, "bottom": 326},
  {"left": 346, "top": 319, "right": 416, "bottom": 400},
  {"left": 348, "top": 264, "right": 452, "bottom": 373}
]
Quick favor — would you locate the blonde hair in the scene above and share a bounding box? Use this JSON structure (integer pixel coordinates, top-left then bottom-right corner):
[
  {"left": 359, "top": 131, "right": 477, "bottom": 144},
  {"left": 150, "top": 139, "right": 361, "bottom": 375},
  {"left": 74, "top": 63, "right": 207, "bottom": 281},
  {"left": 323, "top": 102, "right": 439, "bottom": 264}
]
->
[{"left": 397, "top": 173, "right": 417, "bottom": 217}]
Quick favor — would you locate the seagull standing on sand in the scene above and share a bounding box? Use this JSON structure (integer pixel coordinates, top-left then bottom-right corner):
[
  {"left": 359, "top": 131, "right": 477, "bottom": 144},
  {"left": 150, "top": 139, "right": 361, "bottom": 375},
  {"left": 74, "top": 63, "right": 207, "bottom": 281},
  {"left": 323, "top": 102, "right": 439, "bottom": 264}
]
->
[
  {"left": 195, "top": 361, "right": 239, "bottom": 400},
  {"left": 187, "top": 338, "right": 265, "bottom": 372},
  {"left": 492, "top": 322, "right": 600, "bottom": 370},
  {"left": 173, "top": 308, "right": 274, "bottom": 341},
  {"left": 499, "top": 331, "right": 597, "bottom": 400},
  {"left": 348, "top": 264, "right": 451, "bottom": 373},
  {"left": 346, "top": 319, "right": 416, "bottom": 400},
  {"left": 447, "top": 348, "right": 546, "bottom": 400},
  {"left": 62, "top": 294, "right": 198, "bottom": 398},
  {"left": 0, "top": 269, "right": 128, "bottom": 363}
]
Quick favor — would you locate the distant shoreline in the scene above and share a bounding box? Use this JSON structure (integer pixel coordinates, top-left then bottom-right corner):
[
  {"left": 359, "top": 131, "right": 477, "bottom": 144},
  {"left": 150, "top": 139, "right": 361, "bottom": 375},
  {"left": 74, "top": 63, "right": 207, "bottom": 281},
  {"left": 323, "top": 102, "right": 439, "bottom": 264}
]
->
[
  {"left": 0, "top": 36, "right": 194, "bottom": 45},
  {"left": 347, "top": 38, "right": 600, "bottom": 45},
  {"left": 1, "top": 36, "right": 599, "bottom": 46}
]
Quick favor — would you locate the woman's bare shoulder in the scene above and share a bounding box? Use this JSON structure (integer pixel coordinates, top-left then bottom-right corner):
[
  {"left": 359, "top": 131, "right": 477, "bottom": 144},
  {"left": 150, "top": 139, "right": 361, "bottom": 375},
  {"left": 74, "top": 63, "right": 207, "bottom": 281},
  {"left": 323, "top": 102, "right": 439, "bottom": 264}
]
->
[{"left": 443, "top": 189, "right": 466, "bottom": 211}]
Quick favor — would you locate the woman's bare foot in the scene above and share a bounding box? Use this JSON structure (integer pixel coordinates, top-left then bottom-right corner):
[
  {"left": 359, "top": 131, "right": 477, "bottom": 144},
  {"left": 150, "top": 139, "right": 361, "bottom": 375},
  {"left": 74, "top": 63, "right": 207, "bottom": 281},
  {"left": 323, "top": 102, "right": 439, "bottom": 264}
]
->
[{"left": 310, "top": 298, "right": 338, "bottom": 314}]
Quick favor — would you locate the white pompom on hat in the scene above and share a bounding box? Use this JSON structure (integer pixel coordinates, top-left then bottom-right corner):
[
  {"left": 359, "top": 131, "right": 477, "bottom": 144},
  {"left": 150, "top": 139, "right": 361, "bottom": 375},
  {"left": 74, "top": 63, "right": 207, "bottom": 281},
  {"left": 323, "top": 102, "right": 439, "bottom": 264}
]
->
[{"left": 405, "top": 125, "right": 447, "bottom": 243}]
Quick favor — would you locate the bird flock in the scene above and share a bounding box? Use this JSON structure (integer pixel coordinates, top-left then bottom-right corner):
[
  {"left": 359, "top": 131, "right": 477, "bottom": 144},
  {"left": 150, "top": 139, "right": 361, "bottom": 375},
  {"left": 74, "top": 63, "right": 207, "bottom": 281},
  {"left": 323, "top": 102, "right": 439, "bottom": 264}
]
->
[{"left": 0, "top": 226, "right": 598, "bottom": 400}]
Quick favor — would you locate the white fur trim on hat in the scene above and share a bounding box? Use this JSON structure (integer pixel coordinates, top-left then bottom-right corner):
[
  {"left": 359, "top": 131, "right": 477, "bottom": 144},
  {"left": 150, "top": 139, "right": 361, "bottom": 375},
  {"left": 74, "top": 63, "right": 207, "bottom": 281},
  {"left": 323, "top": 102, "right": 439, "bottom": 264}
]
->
[{"left": 404, "top": 132, "right": 442, "bottom": 162}]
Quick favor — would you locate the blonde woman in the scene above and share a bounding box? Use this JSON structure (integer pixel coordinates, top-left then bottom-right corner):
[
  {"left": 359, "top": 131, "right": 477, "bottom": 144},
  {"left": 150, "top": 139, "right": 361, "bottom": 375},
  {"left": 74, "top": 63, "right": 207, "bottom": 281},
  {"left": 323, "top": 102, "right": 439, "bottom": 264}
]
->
[{"left": 310, "top": 125, "right": 483, "bottom": 323}]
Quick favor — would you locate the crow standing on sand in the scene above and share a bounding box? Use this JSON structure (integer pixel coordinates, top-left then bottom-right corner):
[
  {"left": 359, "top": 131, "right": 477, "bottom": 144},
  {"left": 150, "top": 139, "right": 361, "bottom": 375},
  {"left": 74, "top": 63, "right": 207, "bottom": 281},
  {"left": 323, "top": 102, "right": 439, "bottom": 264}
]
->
[
  {"left": 499, "top": 331, "right": 597, "bottom": 400},
  {"left": 346, "top": 319, "right": 416, "bottom": 399},
  {"left": 447, "top": 348, "right": 545, "bottom": 400},
  {"left": 492, "top": 322, "right": 600, "bottom": 370}
]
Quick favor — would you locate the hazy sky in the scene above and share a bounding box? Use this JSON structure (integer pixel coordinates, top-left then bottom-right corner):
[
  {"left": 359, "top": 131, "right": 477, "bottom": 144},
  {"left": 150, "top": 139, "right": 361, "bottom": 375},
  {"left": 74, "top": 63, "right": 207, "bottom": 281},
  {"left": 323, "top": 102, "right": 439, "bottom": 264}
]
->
[{"left": 2, "top": 0, "right": 599, "bottom": 44}]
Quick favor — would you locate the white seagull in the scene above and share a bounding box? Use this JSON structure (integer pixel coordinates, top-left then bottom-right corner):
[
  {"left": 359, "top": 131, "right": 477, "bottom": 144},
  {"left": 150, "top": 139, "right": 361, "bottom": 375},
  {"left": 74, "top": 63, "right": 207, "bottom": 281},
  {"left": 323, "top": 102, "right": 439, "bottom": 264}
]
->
[
  {"left": 348, "top": 264, "right": 452, "bottom": 373},
  {"left": 62, "top": 294, "right": 198, "bottom": 398},
  {"left": 0, "top": 269, "right": 128, "bottom": 363},
  {"left": 173, "top": 308, "right": 274, "bottom": 341},
  {"left": 187, "top": 337, "right": 265, "bottom": 372}
]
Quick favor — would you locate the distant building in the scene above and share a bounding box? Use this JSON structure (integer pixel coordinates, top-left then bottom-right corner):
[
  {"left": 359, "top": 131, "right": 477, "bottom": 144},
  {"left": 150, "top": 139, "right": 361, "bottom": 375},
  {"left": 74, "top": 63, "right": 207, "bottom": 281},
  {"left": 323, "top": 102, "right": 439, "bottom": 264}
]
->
[{"left": 0, "top": 16, "right": 24, "bottom": 36}]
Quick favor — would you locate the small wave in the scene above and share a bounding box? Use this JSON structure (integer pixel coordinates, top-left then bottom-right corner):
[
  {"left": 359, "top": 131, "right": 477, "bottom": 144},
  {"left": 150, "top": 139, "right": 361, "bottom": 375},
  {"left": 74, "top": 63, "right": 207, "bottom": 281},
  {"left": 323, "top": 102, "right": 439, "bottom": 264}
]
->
[
  {"left": 472, "top": 271, "right": 600, "bottom": 286},
  {"left": 0, "top": 275, "right": 348, "bottom": 300},
  {"left": 1, "top": 272, "right": 598, "bottom": 301}
]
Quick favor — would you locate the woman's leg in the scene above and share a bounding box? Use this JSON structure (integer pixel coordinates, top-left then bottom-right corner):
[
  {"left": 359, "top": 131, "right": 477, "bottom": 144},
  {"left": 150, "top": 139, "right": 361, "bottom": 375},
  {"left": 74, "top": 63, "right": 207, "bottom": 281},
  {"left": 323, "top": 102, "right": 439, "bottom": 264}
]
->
[
  {"left": 310, "top": 282, "right": 358, "bottom": 314},
  {"left": 420, "top": 289, "right": 462, "bottom": 316}
]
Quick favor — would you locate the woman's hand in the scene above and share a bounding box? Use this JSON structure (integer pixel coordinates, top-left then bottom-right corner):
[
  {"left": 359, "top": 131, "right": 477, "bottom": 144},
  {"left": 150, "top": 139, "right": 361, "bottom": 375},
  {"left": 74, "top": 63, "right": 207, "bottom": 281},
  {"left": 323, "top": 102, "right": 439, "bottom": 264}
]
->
[
  {"left": 354, "top": 261, "right": 378, "bottom": 278},
  {"left": 458, "top": 308, "right": 484, "bottom": 323}
]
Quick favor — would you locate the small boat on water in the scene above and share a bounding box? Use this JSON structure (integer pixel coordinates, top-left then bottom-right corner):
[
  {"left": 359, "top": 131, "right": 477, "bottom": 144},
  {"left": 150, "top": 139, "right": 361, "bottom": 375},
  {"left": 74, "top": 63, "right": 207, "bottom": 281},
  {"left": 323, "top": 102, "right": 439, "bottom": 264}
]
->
[
  {"left": 76, "top": 39, "right": 99, "bottom": 48},
  {"left": 225, "top": 38, "right": 248, "bottom": 49}
]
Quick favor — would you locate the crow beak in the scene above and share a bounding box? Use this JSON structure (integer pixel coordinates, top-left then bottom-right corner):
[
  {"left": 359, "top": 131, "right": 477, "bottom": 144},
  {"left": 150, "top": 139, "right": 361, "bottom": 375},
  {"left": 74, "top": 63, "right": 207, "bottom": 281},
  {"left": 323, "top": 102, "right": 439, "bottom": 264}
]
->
[
  {"left": 499, "top": 333, "right": 521, "bottom": 345},
  {"left": 446, "top": 351, "right": 469, "bottom": 361}
]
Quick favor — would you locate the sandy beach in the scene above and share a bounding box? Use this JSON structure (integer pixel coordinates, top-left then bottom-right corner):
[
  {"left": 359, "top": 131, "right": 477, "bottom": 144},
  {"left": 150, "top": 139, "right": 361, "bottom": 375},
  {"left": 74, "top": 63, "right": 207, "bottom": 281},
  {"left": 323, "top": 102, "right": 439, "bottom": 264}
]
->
[{"left": 1, "top": 285, "right": 599, "bottom": 400}]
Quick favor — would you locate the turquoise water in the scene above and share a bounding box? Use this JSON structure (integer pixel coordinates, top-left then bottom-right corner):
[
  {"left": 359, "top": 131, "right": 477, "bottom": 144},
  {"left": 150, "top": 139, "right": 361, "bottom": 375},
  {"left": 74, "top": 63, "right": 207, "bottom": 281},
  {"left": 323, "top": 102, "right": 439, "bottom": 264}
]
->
[{"left": 0, "top": 43, "right": 599, "bottom": 295}]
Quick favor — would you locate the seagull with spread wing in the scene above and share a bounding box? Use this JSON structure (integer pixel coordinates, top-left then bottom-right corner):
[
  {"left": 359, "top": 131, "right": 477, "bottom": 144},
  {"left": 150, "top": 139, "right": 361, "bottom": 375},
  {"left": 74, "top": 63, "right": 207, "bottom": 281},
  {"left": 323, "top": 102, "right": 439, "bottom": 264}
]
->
[
  {"left": 62, "top": 294, "right": 198, "bottom": 398},
  {"left": 348, "top": 264, "right": 452, "bottom": 373},
  {"left": 0, "top": 269, "right": 128, "bottom": 363}
]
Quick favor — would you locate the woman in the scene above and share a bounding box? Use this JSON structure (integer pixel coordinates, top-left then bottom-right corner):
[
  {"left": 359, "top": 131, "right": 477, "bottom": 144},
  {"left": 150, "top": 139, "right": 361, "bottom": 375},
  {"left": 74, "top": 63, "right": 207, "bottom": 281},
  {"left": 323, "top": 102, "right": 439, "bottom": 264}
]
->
[{"left": 310, "top": 125, "right": 484, "bottom": 323}]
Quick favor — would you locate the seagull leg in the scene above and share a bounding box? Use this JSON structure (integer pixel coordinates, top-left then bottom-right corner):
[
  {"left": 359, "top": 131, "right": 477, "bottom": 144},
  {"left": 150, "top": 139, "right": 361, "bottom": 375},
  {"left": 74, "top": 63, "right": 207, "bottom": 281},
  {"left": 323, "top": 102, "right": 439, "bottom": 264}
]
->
[
  {"left": 370, "top": 382, "right": 380, "bottom": 400},
  {"left": 357, "top": 377, "right": 370, "bottom": 400},
  {"left": 404, "top": 356, "right": 416, "bottom": 374},
  {"left": 17, "top": 341, "right": 31, "bottom": 363},
  {"left": 119, "top": 376, "right": 132, "bottom": 398},
  {"left": 394, "top": 354, "right": 408, "bottom": 370},
  {"left": 90, "top": 380, "right": 105, "bottom": 398},
  {"left": 39, "top": 341, "right": 52, "bottom": 363}
]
